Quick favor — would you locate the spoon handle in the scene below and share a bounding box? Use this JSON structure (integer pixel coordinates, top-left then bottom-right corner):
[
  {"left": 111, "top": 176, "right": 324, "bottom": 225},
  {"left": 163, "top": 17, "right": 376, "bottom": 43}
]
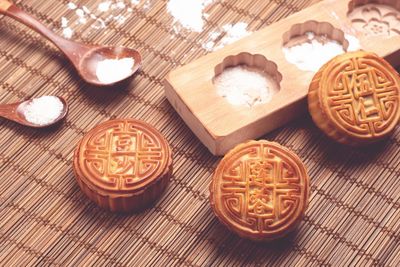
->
[
  {"left": 0, "top": 103, "right": 19, "bottom": 122},
  {"left": 0, "top": 1, "right": 85, "bottom": 58}
]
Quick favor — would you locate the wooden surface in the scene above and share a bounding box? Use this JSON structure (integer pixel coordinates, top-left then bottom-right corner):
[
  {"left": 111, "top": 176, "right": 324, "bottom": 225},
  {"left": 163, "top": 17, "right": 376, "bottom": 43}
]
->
[
  {"left": 0, "top": 0, "right": 399, "bottom": 266},
  {"left": 165, "top": 0, "right": 400, "bottom": 155}
]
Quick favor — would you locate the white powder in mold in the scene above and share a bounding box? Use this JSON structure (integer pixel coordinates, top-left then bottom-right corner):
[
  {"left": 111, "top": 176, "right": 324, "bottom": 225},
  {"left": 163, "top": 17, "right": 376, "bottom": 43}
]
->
[
  {"left": 283, "top": 32, "right": 345, "bottom": 72},
  {"left": 96, "top": 58, "right": 135, "bottom": 84},
  {"left": 214, "top": 66, "right": 279, "bottom": 107},
  {"left": 21, "top": 96, "right": 64, "bottom": 126}
]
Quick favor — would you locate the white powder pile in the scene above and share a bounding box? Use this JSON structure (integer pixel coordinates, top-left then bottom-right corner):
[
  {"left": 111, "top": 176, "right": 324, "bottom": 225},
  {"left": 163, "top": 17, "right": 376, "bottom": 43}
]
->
[
  {"left": 167, "top": 0, "right": 213, "bottom": 32},
  {"left": 283, "top": 32, "right": 345, "bottom": 72},
  {"left": 214, "top": 66, "right": 278, "bottom": 107},
  {"left": 96, "top": 58, "right": 135, "bottom": 84},
  {"left": 203, "top": 22, "right": 251, "bottom": 51},
  {"left": 21, "top": 96, "right": 64, "bottom": 126}
]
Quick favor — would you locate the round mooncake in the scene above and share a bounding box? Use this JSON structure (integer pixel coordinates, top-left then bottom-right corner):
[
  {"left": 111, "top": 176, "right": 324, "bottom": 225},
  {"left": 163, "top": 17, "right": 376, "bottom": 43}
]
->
[
  {"left": 209, "top": 140, "right": 310, "bottom": 241},
  {"left": 73, "top": 119, "right": 172, "bottom": 213},
  {"left": 308, "top": 51, "right": 400, "bottom": 146}
]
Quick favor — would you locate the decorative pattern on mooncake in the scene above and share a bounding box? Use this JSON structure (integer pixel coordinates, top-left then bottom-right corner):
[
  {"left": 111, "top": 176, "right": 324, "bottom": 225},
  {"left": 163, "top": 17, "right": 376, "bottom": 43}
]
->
[
  {"left": 308, "top": 51, "right": 400, "bottom": 146},
  {"left": 210, "top": 140, "right": 310, "bottom": 241},
  {"left": 74, "top": 119, "right": 172, "bottom": 213}
]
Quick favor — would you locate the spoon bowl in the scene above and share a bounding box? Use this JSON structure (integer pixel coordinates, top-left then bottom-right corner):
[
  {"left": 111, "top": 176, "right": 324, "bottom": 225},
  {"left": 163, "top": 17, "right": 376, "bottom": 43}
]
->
[
  {"left": 79, "top": 46, "right": 142, "bottom": 86},
  {"left": 0, "top": 96, "right": 68, "bottom": 128}
]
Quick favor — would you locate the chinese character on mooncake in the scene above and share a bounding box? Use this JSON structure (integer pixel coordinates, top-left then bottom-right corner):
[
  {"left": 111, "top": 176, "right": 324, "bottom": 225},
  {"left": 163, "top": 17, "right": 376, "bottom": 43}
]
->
[
  {"left": 308, "top": 51, "right": 400, "bottom": 146},
  {"left": 73, "top": 119, "right": 173, "bottom": 213},
  {"left": 210, "top": 140, "right": 310, "bottom": 241}
]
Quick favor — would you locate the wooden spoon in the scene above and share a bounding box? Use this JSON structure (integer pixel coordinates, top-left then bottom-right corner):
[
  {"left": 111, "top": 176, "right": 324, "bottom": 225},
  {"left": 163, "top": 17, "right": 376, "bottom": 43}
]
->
[
  {"left": 0, "top": 96, "right": 68, "bottom": 128},
  {"left": 0, "top": 1, "right": 142, "bottom": 86}
]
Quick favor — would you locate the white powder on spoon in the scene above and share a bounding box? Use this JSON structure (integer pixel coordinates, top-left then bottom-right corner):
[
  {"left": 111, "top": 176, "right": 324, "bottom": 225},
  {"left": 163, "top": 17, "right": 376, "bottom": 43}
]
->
[
  {"left": 214, "top": 66, "right": 279, "bottom": 107},
  {"left": 96, "top": 58, "right": 135, "bottom": 84},
  {"left": 20, "top": 96, "right": 64, "bottom": 126}
]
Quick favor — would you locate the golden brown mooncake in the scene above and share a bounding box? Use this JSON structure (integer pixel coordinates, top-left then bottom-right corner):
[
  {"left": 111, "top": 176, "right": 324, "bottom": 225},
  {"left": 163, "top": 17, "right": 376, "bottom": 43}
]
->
[
  {"left": 308, "top": 51, "right": 400, "bottom": 146},
  {"left": 209, "top": 140, "right": 310, "bottom": 241},
  {"left": 73, "top": 119, "right": 172, "bottom": 213}
]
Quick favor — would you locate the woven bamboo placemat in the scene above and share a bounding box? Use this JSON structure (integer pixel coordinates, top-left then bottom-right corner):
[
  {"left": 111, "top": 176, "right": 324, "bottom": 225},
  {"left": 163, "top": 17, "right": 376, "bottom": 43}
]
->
[{"left": 0, "top": 0, "right": 399, "bottom": 266}]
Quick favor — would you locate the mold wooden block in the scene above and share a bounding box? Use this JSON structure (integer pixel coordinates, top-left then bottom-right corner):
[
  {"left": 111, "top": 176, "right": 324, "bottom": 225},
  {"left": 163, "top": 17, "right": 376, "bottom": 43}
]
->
[{"left": 164, "top": 0, "right": 400, "bottom": 156}]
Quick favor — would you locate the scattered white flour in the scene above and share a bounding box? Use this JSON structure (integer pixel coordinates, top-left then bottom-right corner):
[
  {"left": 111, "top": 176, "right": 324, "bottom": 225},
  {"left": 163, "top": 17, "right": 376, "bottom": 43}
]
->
[
  {"left": 20, "top": 96, "right": 64, "bottom": 126},
  {"left": 283, "top": 32, "right": 345, "bottom": 72},
  {"left": 214, "top": 66, "right": 279, "bottom": 107},
  {"left": 98, "top": 2, "right": 111, "bottom": 12},
  {"left": 60, "top": 17, "right": 74, "bottom": 39},
  {"left": 96, "top": 58, "right": 135, "bottom": 84},
  {"left": 61, "top": 0, "right": 246, "bottom": 46},
  {"left": 167, "top": 0, "right": 214, "bottom": 32},
  {"left": 143, "top": 0, "right": 152, "bottom": 11},
  {"left": 114, "top": 14, "right": 127, "bottom": 24},
  {"left": 82, "top": 6, "right": 91, "bottom": 14},
  {"left": 67, "top": 2, "right": 77, "bottom": 10},
  {"left": 115, "top": 2, "right": 126, "bottom": 9},
  {"left": 60, "top": 1, "right": 152, "bottom": 35},
  {"left": 61, "top": 17, "right": 68, "bottom": 28},
  {"left": 62, "top": 28, "right": 74, "bottom": 39},
  {"left": 203, "top": 22, "right": 251, "bottom": 51}
]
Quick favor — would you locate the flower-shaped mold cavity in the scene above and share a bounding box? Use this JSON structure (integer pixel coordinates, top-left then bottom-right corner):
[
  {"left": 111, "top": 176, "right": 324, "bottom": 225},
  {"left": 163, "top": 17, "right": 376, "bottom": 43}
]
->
[
  {"left": 282, "top": 21, "right": 349, "bottom": 72},
  {"left": 348, "top": 0, "right": 400, "bottom": 37},
  {"left": 213, "top": 52, "right": 282, "bottom": 108}
]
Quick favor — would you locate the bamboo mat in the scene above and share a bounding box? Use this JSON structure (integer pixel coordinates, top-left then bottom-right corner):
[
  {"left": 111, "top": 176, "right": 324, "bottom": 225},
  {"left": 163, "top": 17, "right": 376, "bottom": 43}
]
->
[{"left": 0, "top": 0, "right": 399, "bottom": 266}]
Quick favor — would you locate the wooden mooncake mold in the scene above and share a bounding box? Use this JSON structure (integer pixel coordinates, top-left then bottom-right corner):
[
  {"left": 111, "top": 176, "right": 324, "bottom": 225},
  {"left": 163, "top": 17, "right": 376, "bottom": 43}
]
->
[
  {"left": 209, "top": 140, "right": 310, "bottom": 241},
  {"left": 308, "top": 51, "right": 400, "bottom": 146},
  {"left": 348, "top": 0, "right": 400, "bottom": 37},
  {"left": 73, "top": 119, "right": 172, "bottom": 213},
  {"left": 282, "top": 20, "right": 349, "bottom": 50}
]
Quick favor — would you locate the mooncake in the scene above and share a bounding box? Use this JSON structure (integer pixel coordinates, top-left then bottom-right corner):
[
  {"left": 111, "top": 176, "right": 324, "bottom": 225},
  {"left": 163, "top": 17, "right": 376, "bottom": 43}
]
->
[
  {"left": 73, "top": 119, "right": 172, "bottom": 213},
  {"left": 209, "top": 140, "right": 310, "bottom": 241},
  {"left": 308, "top": 51, "right": 400, "bottom": 146}
]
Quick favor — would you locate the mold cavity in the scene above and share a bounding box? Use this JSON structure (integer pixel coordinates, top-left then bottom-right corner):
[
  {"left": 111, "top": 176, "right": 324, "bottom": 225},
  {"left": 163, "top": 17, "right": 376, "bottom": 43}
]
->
[
  {"left": 282, "top": 21, "right": 349, "bottom": 72},
  {"left": 347, "top": 0, "right": 400, "bottom": 37},
  {"left": 213, "top": 53, "right": 282, "bottom": 108}
]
